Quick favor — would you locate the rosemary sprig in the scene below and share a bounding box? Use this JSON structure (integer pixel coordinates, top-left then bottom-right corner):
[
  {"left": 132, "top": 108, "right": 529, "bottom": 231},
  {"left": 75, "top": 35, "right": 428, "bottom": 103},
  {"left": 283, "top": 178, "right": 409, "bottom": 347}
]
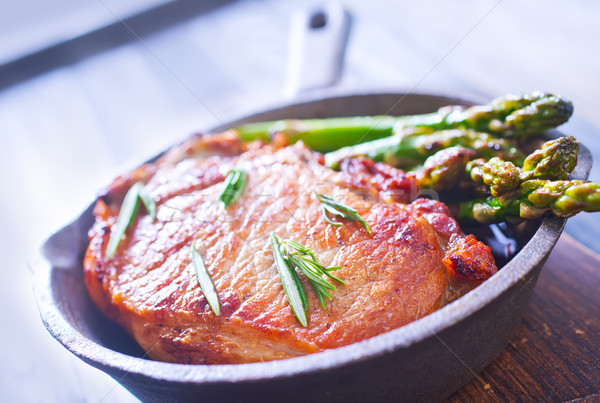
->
[
  {"left": 219, "top": 168, "right": 247, "bottom": 207},
  {"left": 191, "top": 240, "right": 221, "bottom": 316},
  {"left": 106, "top": 182, "right": 156, "bottom": 259},
  {"left": 316, "top": 193, "right": 372, "bottom": 235},
  {"left": 271, "top": 233, "right": 307, "bottom": 326},
  {"left": 271, "top": 232, "right": 344, "bottom": 326}
]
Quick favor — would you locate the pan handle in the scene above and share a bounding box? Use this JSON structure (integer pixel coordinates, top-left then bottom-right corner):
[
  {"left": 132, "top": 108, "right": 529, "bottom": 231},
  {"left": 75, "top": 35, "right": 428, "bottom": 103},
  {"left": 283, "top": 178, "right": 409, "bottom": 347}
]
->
[{"left": 283, "top": 2, "right": 351, "bottom": 99}]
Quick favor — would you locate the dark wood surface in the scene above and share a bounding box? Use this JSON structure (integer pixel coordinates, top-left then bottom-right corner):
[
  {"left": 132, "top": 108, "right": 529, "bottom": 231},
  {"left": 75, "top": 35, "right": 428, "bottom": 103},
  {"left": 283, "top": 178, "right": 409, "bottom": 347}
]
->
[{"left": 447, "top": 234, "right": 600, "bottom": 402}]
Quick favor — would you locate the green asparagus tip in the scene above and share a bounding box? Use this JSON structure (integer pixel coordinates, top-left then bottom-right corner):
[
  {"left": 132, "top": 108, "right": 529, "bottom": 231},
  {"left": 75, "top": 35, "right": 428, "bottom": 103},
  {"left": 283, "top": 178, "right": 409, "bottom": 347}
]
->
[{"left": 521, "top": 136, "right": 579, "bottom": 181}]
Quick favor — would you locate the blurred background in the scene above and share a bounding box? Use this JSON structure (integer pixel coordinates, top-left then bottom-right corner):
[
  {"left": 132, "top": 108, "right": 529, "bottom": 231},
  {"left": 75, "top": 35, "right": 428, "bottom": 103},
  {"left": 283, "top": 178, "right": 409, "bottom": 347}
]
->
[{"left": 1, "top": 0, "right": 598, "bottom": 401}]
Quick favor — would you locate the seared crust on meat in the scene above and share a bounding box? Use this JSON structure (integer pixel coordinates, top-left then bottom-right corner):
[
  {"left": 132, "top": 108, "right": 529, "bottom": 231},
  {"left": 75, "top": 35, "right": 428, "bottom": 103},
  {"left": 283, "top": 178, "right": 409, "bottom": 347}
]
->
[{"left": 84, "top": 132, "right": 497, "bottom": 364}]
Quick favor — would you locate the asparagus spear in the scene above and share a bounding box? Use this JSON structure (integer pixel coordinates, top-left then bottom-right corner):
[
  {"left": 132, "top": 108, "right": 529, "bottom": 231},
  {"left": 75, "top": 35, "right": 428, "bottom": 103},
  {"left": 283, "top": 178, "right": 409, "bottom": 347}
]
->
[
  {"left": 415, "top": 136, "right": 579, "bottom": 197},
  {"left": 416, "top": 146, "right": 476, "bottom": 192},
  {"left": 467, "top": 136, "right": 579, "bottom": 196},
  {"left": 468, "top": 157, "right": 521, "bottom": 197},
  {"left": 234, "top": 116, "right": 397, "bottom": 153},
  {"left": 451, "top": 136, "right": 589, "bottom": 223},
  {"left": 520, "top": 136, "right": 579, "bottom": 181},
  {"left": 425, "top": 92, "right": 573, "bottom": 138},
  {"left": 325, "top": 129, "right": 525, "bottom": 169},
  {"left": 456, "top": 180, "right": 600, "bottom": 224},
  {"left": 234, "top": 92, "right": 573, "bottom": 152}
]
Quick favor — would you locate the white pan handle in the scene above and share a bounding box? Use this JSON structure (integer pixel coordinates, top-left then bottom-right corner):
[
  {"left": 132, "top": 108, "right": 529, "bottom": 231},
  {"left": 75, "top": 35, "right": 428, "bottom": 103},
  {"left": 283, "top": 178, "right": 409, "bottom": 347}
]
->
[{"left": 284, "top": 2, "right": 351, "bottom": 99}]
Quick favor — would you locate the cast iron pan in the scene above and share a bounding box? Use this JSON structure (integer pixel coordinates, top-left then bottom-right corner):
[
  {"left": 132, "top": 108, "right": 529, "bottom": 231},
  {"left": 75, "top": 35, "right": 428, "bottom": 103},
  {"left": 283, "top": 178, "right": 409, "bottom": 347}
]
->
[{"left": 32, "top": 90, "right": 592, "bottom": 402}]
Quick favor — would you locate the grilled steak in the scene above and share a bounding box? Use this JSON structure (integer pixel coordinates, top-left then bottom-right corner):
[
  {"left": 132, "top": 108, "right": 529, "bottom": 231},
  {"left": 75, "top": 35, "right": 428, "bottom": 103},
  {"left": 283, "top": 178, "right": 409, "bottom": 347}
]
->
[{"left": 84, "top": 132, "right": 497, "bottom": 364}]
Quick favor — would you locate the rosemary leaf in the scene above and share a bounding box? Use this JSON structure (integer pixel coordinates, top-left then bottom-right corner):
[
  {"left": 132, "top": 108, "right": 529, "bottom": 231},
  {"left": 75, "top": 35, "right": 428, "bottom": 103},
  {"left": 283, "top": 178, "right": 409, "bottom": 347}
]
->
[
  {"left": 321, "top": 206, "right": 342, "bottom": 227},
  {"left": 291, "top": 261, "right": 333, "bottom": 290},
  {"left": 138, "top": 185, "right": 157, "bottom": 221},
  {"left": 319, "top": 265, "right": 345, "bottom": 284},
  {"left": 316, "top": 193, "right": 372, "bottom": 234},
  {"left": 271, "top": 233, "right": 308, "bottom": 326},
  {"left": 105, "top": 182, "right": 157, "bottom": 259},
  {"left": 191, "top": 240, "right": 221, "bottom": 316},
  {"left": 105, "top": 182, "right": 142, "bottom": 259},
  {"left": 271, "top": 233, "right": 345, "bottom": 325},
  {"left": 311, "top": 282, "right": 327, "bottom": 309},
  {"left": 219, "top": 168, "right": 247, "bottom": 207},
  {"left": 289, "top": 259, "right": 308, "bottom": 311}
]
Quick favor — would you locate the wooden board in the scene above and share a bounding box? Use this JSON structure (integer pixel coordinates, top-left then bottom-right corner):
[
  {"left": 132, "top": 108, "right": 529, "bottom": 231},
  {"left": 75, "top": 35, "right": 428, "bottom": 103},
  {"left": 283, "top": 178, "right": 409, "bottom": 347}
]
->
[{"left": 446, "top": 234, "right": 600, "bottom": 402}]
